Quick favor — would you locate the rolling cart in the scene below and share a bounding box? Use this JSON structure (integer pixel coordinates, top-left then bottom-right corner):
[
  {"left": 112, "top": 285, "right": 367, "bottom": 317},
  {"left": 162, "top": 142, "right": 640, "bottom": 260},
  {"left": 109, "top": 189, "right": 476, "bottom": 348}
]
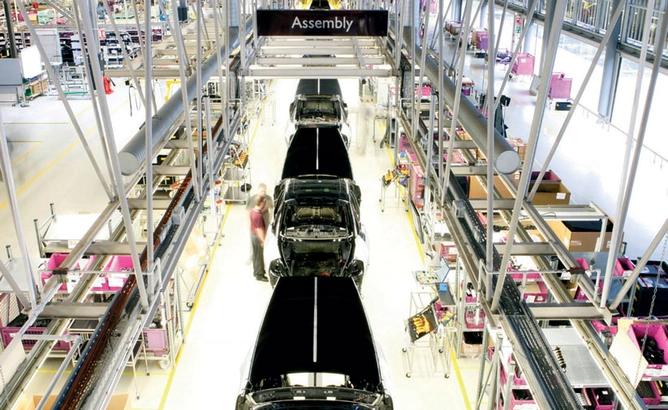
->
[
  {"left": 379, "top": 154, "right": 409, "bottom": 212},
  {"left": 402, "top": 267, "right": 456, "bottom": 378}
]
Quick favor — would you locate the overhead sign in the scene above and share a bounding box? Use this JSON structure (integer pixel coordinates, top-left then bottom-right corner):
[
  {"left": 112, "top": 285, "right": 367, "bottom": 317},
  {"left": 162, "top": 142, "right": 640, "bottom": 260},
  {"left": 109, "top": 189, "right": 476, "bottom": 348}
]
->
[{"left": 256, "top": 10, "right": 388, "bottom": 37}]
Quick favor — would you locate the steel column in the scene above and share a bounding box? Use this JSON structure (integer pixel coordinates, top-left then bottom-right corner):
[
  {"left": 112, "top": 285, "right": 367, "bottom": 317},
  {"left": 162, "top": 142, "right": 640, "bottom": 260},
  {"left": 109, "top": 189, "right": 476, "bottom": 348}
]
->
[
  {"left": 528, "top": 2, "right": 624, "bottom": 202},
  {"left": 491, "top": 0, "right": 567, "bottom": 313},
  {"left": 602, "top": 0, "right": 665, "bottom": 309},
  {"left": 0, "top": 109, "right": 38, "bottom": 309}
]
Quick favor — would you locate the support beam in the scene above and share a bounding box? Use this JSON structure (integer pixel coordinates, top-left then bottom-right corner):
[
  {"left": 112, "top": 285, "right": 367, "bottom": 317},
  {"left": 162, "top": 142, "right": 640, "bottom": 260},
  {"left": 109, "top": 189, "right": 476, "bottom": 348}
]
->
[
  {"left": 247, "top": 67, "right": 394, "bottom": 78},
  {"left": 152, "top": 165, "right": 192, "bottom": 176},
  {"left": 40, "top": 303, "right": 111, "bottom": 319},
  {"left": 119, "top": 19, "right": 253, "bottom": 176},
  {"left": 526, "top": 303, "right": 608, "bottom": 320},
  {"left": 495, "top": 242, "right": 559, "bottom": 256}
]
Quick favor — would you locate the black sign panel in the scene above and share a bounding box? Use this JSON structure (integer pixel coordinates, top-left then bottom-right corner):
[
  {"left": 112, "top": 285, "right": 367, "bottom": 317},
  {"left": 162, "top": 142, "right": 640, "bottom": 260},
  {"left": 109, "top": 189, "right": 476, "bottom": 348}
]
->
[{"left": 257, "top": 10, "right": 388, "bottom": 37}]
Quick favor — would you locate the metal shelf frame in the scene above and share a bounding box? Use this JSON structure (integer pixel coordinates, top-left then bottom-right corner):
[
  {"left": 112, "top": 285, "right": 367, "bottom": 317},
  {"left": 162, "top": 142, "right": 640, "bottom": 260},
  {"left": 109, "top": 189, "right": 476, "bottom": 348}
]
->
[{"left": 0, "top": 0, "right": 665, "bottom": 409}]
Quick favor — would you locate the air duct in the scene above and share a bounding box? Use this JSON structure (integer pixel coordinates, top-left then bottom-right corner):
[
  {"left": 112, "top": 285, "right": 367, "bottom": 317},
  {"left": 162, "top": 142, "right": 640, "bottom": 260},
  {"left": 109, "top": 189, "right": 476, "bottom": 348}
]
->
[
  {"left": 119, "top": 22, "right": 249, "bottom": 175},
  {"left": 403, "top": 31, "right": 521, "bottom": 174}
]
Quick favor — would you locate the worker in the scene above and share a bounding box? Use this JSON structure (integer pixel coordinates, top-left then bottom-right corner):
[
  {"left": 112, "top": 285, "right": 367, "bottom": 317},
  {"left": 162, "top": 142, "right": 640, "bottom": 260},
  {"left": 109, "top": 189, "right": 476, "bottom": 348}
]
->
[
  {"left": 250, "top": 195, "right": 268, "bottom": 282},
  {"left": 245, "top": 183, "right": 274, "bottom": 227},
  {"left": 32, "top": 1, "right": 39, "bottom": 11},
  {"left": 245, "top": 183, "right": 274, "bottom": 263}
]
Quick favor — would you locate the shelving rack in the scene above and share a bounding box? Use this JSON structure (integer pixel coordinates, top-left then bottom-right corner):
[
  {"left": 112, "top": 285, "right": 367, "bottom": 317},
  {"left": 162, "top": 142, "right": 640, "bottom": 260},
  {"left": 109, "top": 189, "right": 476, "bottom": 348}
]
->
[{"left": 0, "top": 1, "right": 667, "bottom": 409}]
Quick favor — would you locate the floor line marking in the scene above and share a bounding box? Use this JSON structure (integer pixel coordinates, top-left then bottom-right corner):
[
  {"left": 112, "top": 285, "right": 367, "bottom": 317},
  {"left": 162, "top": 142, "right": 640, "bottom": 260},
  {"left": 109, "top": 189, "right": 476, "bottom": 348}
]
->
[
  {"left": 4, "top": 121, "right": 69, "bottom": 125},
  {"left": 384, "top": 140, "right": 473, "bottom": 410},
  {"left": 159, "top": 206, "right": 229, "bottom": 410},
  {"left": 159, "top": 92, "right": 269, "bottom": 408},
  {"left": 0, "top": 100, "right": 128, "bottom": 211},
  {"left": 10, "top": 141, "right": 42, "bottom": 166}
]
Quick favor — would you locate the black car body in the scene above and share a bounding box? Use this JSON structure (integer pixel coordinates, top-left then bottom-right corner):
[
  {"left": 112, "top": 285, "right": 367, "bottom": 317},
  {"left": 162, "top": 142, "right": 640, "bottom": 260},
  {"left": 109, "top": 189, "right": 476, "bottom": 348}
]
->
[
  {"left": 235, "top": 277, "right": 393, "bottom": 410},
  {"left": 288, "top": 79, "right": 350, "bottom": 148},
  {"left": 265, "top": 176, "right": 367, "bottom": 287},
  {"left": 281, "top": 126, "right": 353, "bottom": 180}
]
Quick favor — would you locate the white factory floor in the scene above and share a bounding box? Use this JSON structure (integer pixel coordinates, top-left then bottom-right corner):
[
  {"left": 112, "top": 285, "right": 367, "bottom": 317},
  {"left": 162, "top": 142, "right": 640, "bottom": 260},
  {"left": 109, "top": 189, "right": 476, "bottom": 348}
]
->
[
  {"left": 2, "top": 78, "right": 484, "bottom": 410},
  {"left": 1, "top": 37, "right": 667, "bottom": 410}
]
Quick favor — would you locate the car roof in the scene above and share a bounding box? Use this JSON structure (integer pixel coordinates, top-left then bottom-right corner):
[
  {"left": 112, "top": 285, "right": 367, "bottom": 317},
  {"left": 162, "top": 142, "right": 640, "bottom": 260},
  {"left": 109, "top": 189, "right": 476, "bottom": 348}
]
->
[
  {"left": 248, "top": 277, "right": 382, "bottom": 389},
  {"left": 282, "top": 127, "right": 353, "bottom": 180},
  {"left": 296, "top": 78, "right": 343, "bottom": 97}
]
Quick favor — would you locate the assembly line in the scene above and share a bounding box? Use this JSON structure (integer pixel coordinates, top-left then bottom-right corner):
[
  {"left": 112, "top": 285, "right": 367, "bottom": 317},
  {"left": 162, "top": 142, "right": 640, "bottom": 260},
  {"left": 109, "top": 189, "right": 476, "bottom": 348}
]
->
[{"left": 1, "top": 1, "right": 668, "bottom": 409}]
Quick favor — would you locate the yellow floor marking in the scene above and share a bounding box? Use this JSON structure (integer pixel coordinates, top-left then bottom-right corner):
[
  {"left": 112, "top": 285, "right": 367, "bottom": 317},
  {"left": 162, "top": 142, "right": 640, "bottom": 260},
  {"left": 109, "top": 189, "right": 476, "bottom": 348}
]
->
[
  {"left": 0, "top": 101, "right": 127, "bottom": 211},
  {"left": 384, "top": 132, "right": 473, "bottom": 410},
  {"left": 158, "top": 92, "right": 271, "bottom": 408},
  {"left": 10, "top": 141, "right": 42, "bottom": 166}
]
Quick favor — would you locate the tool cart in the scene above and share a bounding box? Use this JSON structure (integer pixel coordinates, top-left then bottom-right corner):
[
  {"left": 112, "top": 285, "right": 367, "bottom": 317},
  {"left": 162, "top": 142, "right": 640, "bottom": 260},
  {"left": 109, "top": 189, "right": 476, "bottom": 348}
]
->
[{"left": 402, "top": 265, "right": 456, "bottom": 378}]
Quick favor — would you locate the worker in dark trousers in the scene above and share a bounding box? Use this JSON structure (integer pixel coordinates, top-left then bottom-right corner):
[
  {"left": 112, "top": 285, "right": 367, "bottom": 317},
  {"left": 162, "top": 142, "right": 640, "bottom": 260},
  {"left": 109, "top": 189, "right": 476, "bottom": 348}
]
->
[
  {"left": 245, "top": 183, "right": 274, "bottom": 264},
  {"left": 250, "top": 195, "right": 269, "bottom": 282}
]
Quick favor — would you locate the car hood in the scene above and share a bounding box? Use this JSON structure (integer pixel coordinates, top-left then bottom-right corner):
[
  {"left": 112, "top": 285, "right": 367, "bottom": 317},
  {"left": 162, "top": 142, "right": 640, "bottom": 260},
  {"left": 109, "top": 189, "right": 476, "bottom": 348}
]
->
[
  {"left": 248, "top": 277, "right": 382, "bottom": 389},
  {"left": 282, "top": 127, "right": 353, "bottom": 180}
]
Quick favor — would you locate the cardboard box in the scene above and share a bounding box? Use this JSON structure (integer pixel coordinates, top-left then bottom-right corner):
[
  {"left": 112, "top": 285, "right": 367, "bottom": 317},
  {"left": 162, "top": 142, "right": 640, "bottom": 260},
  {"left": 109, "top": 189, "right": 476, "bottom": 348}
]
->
[
  {"left": 530, "top": 181, "right": 571, "bottom": 205},
  {"left": 468, "top": 175, "right": 517, "bottom": 199},
  {"left": 467, "top": 170, "right": 570, "bottom": 205},
  {"left": 524, "top": 170, "right": 571, "bottom": 205},
  {"left": 521, "top": 281, "right": 548, "bottom": 303},
  {"left": 20, "top": 394, "right": 131, "bottom": 410},
  {"left": 507, "top": 138, "right": 527, "bottom": 161},
  {"left": 547, "top": 219, "right": 616, "bottom": 252}
]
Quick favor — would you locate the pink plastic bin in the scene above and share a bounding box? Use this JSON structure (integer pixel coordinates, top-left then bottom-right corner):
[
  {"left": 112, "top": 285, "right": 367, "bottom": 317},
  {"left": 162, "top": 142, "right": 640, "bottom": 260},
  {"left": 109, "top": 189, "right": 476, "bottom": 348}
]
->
[
  {"left": 637, "top": 381, "right": 661, "bottom": 406},
  {"left": 41, "top": 253, "right": 91, "bottom": 291},
  {"left": 586, "top": 387, "right": 615, "bottom": 410},
  {"left": 509, "top": 267, "right": 542, "bottom": 281},
  {"left": 510, "top": 389, "right": 536, "bottom": 409},
  {"left": 615, "top": 257, "right": 635, "bottom": 277},
  {"left": 628, "top": 323, "right": 668, "bottom": 369},
  {"left": 500, "top": 363, "right": 528, "bottom": 388},
  {"left": 143, "top": 328, "right": 169, "bottom": 355},
  {"left": 1, "top": 327, "right": 70, "bottom": 351},
  {"left": 103, "top": 255, "right": 133, "bottom": 291}
]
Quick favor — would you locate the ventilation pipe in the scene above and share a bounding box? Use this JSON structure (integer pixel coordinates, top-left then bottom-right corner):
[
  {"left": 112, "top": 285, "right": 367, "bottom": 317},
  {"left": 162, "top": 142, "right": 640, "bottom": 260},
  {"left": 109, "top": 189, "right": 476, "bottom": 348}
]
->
[
  {"left": 119, "top": 20, "right": 250, "bottom": 175},
  {"left": 402, "top": 31, "right": 521, "bottom": 174}
]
